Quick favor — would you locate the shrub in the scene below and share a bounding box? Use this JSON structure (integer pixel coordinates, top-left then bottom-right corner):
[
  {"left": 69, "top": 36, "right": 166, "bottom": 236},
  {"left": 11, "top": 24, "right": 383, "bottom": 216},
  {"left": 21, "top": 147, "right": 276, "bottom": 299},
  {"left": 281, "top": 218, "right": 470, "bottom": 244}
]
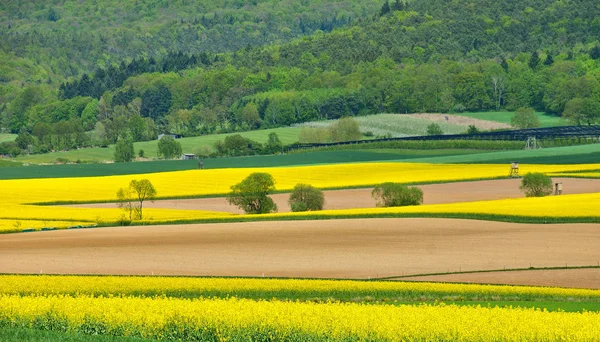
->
[
  {"left": 288, "top": 184, "right": 325, "bottom": 212},
  {"left": 329, "top": 117, "right": 362, "bottom": 142},
  {"left": 226, "top": 172, "right": 278, "bottom": 214},
  {"left": 519, "top": 172, "right": 553, "bottom": 197},
  {"left": 466, "top": 125, "right": 480, "bottom": 134},
  {"left": 426, "top": 123, "right": 443, "bottom": 136},
  {"left": 372, "top": 183, "right": 423, "bottom": 207},
  {"left": 114, "top": 139, "right": 134, "bottom": 162},
  {"left": 158, "top": 135, "right": 182, "bottom": 159}
]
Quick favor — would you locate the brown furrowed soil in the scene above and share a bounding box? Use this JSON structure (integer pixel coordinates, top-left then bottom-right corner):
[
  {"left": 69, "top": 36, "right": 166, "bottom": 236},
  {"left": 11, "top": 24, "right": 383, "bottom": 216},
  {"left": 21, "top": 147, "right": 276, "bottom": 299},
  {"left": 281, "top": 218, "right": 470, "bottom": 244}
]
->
[
  {"left": 1, "top": 218, "right": 600, "bottom": 284},
  {"left": 67, "top": 177, "right": 600, "bottom": 213},
  {"left": 400, "top": 269, "right": 600, "bottom": 289}
]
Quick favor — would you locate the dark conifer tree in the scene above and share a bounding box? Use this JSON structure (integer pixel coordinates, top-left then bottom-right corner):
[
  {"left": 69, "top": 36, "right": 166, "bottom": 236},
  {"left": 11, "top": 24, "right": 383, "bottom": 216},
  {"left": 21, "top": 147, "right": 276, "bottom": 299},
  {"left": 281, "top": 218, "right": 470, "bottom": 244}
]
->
[
  {"left": 380, "top": 0, "right": 391, "bottom": 16},
  {"left": 528, "top": 51, "right": 540, "bottom": 70}
]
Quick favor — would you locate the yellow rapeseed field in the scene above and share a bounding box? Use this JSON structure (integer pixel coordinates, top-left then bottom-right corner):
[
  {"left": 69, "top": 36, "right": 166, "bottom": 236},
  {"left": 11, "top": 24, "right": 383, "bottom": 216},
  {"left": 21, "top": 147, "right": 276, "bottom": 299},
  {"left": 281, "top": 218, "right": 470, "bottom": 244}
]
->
[
  {"left": 1, "top": 295, "right": 599, "bottom": 341},
  {"left": 1, "top": 275, "right": 599, "bottom": 300},
  {"left": 2, "top": 162, "right": 600, "bottom": 231}
]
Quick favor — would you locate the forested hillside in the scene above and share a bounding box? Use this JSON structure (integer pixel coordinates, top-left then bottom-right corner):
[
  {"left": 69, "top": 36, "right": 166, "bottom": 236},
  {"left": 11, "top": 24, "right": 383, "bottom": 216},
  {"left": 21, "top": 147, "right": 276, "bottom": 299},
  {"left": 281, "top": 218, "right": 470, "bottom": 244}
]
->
[{"left": 2, "top": 0, "right": 600, "bottom": 157}]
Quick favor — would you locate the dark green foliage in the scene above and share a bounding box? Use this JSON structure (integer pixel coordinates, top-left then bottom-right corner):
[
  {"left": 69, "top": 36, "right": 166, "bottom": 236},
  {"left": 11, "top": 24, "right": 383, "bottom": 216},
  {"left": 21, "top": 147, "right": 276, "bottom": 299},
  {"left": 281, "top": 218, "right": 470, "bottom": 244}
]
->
[
  {"left": 157, "top": 136, "right": 182, "bottom": 159},
  {"left": 138, "top": 149, "right": 145, "bottom": 158},
  {"left": 528, "top": 51, "right": 540, "bottom": 70},
  {"left": 466, "top": 125, "right": 480, "bottom": 135},
  {"left": 379, "top": 0, "right": 391, "bottom": 16},
  {"left": 288, "top": 184, "right": 325, "bottom": 212},
  {"left": 590, "top": 45, "right": 600, "bottom": 60},
  {"left": 263, "top": 132, "right": 283, "bottom": 155},
  {"left": 372, "top": 183, "right": 423, "bottom": 207},
  {"left": 141, "top": 84, "right": 172, "bottom": 121},
  {"left": 519, "top": 172, "right": 553, "bottom": 197},
  {"left": 544, "top": 52, "right": 554, "bottom": 66},
  {"left": 426, "top": 123, "right": 443, "bottom": 136},
  {"left": 215, "top": 135, "right": 263, "bottom": 157},
  {"left": 114, "top": 139, "right": 134, "bottom": 163},
  {"left": 226, "top": 172, "right": 278, "bottom": 214}
]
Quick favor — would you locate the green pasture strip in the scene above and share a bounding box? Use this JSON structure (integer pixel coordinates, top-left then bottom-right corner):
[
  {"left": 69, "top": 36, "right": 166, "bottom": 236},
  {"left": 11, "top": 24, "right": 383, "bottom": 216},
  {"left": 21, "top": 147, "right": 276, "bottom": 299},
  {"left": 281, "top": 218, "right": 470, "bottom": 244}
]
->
[
  {"left": 0, "top": 327, "right": 155, "bottom": 342},
  {"left": 456, "top": 111, "right": 565, "bottom": 127},
  {"left": 0, "top": 134, "right": 16, "bottom": 143},
  {"left": 0, "top": 149, "right": 485, "bottom": 180},
  {"left": 0, "top": 159, "right": 21, "bottom": 168},
  {"left": 2, "top": 274, "right": 599, "bottom": 303},
  {"left": 14, "top": 128, "right": 301, "bottom": 164},
  {"left": 414, "top": 143, "right": 600, "bottom": 164},
  {"left": 0, "top": 160, "right": 199, "bottom": 180}
]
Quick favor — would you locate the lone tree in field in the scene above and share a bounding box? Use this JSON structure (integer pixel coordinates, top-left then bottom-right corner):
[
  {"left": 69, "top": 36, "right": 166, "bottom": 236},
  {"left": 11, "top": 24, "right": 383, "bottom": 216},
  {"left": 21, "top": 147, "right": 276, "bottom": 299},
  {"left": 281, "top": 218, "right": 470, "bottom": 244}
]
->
[
  {"left": 227, "top": 172, "right": 278, "bottom": 214},
  {"left": 157, "top": 135, "right": 182, "bottom": 159},
  {"left": 511, "top": 107, "right": 540, "bottom": 129},
  {"left": 519, "top": 172, "right": 553, "bottom": 197},
  {"left": 426, "top": 123, "right": 443, "bottom": 136},
  {"left": 117, "top": 179, "right": 157, "bottom": 221},
  {"left": 288, "top": 183, "right": 325, "bottom": 212},
  {"left": 372, "top": 183, "right": 423, "bottom": 207},
  {"left": 114, "top": 138, "right": 135, "bottom": 162}
]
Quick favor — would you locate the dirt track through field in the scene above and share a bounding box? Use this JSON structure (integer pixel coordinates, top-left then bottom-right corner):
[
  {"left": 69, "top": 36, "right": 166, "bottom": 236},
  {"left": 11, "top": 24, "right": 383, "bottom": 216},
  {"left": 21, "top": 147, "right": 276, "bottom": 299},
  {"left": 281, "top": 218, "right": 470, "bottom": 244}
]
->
[
  {"left": 2, "top": 218, "right": 600, "bottom": 286},
  {"left": 67, "top": 178, "right": 600, "bottom": 213}
]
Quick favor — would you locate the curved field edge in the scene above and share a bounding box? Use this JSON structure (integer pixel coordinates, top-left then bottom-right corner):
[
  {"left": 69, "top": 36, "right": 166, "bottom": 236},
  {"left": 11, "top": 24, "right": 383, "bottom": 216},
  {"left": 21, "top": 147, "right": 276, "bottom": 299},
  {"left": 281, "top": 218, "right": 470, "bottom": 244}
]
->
[
  {"left": 1, "top": 274, "right": 600, "bottom": 303},
  {"left": 3, "top": 162, "right": 600, "bottom": 232}
]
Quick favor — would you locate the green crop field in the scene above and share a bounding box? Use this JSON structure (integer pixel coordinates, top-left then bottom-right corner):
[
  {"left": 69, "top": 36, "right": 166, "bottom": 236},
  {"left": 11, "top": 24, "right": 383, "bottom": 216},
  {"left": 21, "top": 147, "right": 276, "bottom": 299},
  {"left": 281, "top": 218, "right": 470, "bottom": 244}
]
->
[
  {"left": 456, "top": 111, "right": 566, "bottom": 128},
  {"left": 14, "top": 128, "right": 301, "bottom": 164},
  {"left": 0, "top": 149, "right": 488, "bottom": 180},
  {"left": 415, "top": 143, "right": 600, "bottom": 164}
]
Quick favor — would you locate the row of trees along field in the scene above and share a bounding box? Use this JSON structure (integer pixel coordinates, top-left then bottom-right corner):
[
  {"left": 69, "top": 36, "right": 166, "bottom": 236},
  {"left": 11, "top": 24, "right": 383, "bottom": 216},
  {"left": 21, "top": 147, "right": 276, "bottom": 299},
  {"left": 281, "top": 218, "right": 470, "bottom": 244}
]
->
[{"left": 2, "top": 0, "right": 600, "bottom": 155}]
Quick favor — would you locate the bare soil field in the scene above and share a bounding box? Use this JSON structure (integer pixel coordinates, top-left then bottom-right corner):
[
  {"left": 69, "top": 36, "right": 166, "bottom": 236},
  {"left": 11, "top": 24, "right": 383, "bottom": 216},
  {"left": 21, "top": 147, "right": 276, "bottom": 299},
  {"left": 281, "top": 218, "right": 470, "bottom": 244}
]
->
[
  {"left": 1, "top": 218, "right": 600, "bottom": 285},
  {"left": 406, "top": 113, "right": 512, "bottom": 130},
  {"left": 401, "top": 269, "right": 600, "bottom": 289},
  {"left": 68, "top": 178, "right": 600, "bottom": 214}
]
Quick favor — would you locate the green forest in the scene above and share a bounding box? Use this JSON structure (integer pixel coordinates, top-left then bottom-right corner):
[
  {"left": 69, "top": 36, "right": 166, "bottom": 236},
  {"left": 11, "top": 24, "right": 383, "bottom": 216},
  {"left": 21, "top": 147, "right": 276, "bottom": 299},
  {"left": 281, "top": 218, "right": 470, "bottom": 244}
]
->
[{"left": 1, "top": 0, "right": 600, "bottom": 157}]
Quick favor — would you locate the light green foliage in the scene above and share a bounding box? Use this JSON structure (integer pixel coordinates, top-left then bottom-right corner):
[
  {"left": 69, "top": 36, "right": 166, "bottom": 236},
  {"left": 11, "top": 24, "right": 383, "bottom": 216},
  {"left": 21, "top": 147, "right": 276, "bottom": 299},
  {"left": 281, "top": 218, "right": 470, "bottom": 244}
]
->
[
  {"left": 329, "top": 117, "right": 362, "bottom": 142},
  {"left": 227, "top": 172, "right": 278, "bottom": 214},
  {"left": 289, "top": 184, "right": 325, "bottom": 212},
  {"left": 372, "top": 183, "right": 424, "bottom": 207},
  {"left": 520, "top": 172, "right": 553, "bottom": 197},
  {"left": 299, "top": 127, "right": 331, "bottom": 144},
  {"left": 157, "top": 136, "right": 182, "bottom": 159},
  {"left": 562, "top": 98, "right": 600, "bottom": 126},
  {"left": 511, "top": 107, "right": 541, "bottom": 129},
  {"left": 114, "top": 139, "right": 134, "bottom": 163}
]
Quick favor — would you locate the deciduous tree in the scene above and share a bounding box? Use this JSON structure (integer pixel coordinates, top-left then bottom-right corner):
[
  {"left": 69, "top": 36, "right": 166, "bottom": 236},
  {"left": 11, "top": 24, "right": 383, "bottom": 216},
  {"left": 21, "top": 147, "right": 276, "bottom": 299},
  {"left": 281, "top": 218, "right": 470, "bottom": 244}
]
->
[{"left": 227, "top": 172, "right": 278, "bottom": 214}]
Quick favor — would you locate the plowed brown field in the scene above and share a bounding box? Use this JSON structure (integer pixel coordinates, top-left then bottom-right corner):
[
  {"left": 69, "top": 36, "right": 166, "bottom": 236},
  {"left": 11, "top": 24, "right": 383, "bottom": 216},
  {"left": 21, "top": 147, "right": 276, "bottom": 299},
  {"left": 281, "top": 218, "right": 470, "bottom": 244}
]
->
[{"left": 2, "top": 218, "right": 600, "bottom": 286}]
